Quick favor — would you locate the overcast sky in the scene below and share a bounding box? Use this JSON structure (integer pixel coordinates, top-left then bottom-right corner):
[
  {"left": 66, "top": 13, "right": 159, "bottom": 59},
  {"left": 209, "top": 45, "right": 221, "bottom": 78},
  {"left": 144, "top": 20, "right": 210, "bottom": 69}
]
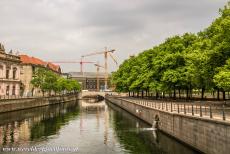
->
[{"left": 0, "top": 0, "right": 228, "bottom": 73}]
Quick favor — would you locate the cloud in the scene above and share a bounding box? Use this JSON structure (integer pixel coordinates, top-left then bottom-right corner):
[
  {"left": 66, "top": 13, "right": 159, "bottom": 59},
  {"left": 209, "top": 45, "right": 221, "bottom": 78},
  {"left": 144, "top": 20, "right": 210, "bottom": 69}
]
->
[{"left": 0, "top": 0, "right": 228, "bottom": 72}]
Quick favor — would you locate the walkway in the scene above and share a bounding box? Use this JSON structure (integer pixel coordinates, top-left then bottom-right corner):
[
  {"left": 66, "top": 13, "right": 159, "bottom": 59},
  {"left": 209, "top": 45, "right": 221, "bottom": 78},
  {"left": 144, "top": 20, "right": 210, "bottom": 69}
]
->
[{"left": 117, "top": 96, "right": 230, "bottom": 122}]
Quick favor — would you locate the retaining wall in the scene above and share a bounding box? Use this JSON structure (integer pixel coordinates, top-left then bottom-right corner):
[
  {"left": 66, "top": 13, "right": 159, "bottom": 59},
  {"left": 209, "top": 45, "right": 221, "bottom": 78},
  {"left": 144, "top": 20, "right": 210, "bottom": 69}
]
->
[
  {"left": 0, "top": 94, "right": 79, "bottom": 113},
  {"left": 106, "top": 96, "right": 230, "bottom": 154}
]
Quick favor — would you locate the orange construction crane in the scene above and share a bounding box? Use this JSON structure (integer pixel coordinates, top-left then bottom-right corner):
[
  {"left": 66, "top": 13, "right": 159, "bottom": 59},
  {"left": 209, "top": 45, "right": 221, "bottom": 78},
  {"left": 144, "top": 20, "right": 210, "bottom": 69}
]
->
[
  {"left": 94, "top": 63, "right": 104, "bottom": 92},
  {"left": 81, "top": 47, "right": 117, "bottom": 90},
  {"left": 51, "top": 60, "right": 95, "bottom": 73}
]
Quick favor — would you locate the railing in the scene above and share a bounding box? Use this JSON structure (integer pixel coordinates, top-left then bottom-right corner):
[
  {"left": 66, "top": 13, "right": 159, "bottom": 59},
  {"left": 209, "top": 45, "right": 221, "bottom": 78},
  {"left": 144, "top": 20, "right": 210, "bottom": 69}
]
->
[
  {"left": 0, "top": 93, "right": 78, "bottom": 100},
  {"left": 114, "top": 96, "right": 230, "bottom": 122}
]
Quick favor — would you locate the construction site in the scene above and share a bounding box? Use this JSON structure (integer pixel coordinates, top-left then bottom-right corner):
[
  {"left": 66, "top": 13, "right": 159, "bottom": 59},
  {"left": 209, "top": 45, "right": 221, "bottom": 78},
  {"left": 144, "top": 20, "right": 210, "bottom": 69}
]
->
[{"left": 51, "top": 47, "right": 117, "bottom": 91}]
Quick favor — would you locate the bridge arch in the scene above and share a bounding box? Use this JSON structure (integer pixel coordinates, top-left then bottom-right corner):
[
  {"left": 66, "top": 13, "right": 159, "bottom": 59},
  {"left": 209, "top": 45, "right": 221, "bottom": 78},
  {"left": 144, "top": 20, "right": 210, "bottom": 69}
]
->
[{"left": 80, "top": 91, "right": 106, "bottom": 99}]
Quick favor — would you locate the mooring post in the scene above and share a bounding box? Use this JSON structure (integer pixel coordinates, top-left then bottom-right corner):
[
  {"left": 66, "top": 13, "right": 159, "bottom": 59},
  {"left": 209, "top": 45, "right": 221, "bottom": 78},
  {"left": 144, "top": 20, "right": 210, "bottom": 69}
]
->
[
  {"left": 184, "top": 104, "right": 186, "bottom": 114},
  {"left": 192, "top": 104, "right": 194, "bottom": 116},
  {"left": 200, "top": 103, "right": 202, "bottom": 117},
  {"left": 171, "top": 102, "right": 173, "bottom": 112},
  {"left": 204, "top": 105, "right": 206, "bottom": 115},
  {"left": 177, "top": 104, "right": 179, "bottom": 113},
  {"left": 209, "top": 105, "right": 212, "bottom": 118},
  {"left": 222, "top": 104, "right": 226, "bottom": 121},
  {"left": 196, "top": 105, "right": 197, "bottom": 114}
]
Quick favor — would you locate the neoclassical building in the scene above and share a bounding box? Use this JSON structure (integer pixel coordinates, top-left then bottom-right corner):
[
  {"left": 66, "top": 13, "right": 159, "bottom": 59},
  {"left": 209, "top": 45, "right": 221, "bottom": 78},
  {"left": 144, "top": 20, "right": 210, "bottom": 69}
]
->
[{"left": 0, "top": 43, "right": 21, "bottom": 97}]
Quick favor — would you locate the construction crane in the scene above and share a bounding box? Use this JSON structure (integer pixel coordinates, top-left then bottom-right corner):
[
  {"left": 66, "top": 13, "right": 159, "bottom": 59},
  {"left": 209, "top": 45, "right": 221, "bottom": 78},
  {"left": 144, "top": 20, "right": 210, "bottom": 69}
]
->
[
  {"left": 94, "top": 63, "right": 104, "bottom": 92},
  {"left": 81, "top": 47, "right": 118, "bottom": 90},
  {"left": 51, "top": 60, "right": 95, "bottom": 73}
]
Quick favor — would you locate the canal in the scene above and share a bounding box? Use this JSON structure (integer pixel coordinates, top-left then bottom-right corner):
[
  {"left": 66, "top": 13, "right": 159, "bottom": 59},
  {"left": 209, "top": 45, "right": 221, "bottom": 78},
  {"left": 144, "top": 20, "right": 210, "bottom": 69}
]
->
[{"left": 0, "top": 100, "right": 201, "bottom": 154}]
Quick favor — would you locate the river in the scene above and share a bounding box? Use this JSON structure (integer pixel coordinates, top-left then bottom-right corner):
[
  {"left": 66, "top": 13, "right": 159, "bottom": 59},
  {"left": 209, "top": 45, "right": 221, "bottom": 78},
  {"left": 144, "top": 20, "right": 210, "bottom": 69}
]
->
[{"left": 0, "top": 100, "right": 201, "bottom": 154}]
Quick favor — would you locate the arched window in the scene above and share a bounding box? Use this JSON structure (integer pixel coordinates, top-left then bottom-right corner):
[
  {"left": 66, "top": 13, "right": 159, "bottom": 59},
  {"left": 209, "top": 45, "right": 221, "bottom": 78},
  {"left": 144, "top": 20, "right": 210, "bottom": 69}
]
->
[
  {"left": 6, "top": 85, "right": 9, "bottom": 96},
  {"left": 12, "top": 85, "right": 16, "bottom": 95},
  {"left": 0, "top": 65, "right": 3, "bottom": 78},
  {"left": 13, "top": 67, "right": 17, "bottom": 79},
  {"left": 6, "top": 66, "right": 10, "bottom": 79}
]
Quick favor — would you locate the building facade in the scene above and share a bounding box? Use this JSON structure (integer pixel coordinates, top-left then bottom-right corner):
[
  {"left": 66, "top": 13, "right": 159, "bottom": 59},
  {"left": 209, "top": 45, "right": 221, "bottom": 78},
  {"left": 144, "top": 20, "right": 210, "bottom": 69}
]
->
[
  {"left": 0, "top": 44, "right": 21, "bottom": 97},
  {"left": 20, "top": 55, "right": 61, "bottom": 96},
  {"left": 69, "top": 72, "right": 110, "bottom": 91}
]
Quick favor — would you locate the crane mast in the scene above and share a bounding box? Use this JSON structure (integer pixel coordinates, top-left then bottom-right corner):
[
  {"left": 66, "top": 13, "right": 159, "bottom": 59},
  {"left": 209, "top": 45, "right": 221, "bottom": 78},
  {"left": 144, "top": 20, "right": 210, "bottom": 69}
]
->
[{"left": 81, "top": 47, "right": 117, "bottom": 90}]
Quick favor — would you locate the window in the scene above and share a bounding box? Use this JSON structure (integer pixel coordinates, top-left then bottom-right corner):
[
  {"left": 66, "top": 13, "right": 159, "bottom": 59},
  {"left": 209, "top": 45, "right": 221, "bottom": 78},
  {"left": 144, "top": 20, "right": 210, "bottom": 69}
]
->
[
  {"left": 6, "top": 65, "right": 10, "bottom": 79},
  {"left": 32, "top": 66, "right": 35, "bottom": 74},
  {"left": 6, "top": 85, "right": 9, "bottom": 96},
  {"left": 13, "top": 67, "right": 17, "bottom": 79},
  {"left": 6, "top": 69, "right": 9, "bottom": 79},
  {"left": 0, "top": 65, "right": 3, "bottom": 78},
  {"left": 12, "top": 85, "right": 16, "bottom": 95}
]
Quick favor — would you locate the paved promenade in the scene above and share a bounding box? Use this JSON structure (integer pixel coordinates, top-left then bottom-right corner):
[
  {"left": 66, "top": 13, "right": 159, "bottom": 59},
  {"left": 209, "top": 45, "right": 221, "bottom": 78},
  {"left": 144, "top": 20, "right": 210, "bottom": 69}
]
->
[{"left": 119, "top": 96, "right": 230, "bottom": 122}]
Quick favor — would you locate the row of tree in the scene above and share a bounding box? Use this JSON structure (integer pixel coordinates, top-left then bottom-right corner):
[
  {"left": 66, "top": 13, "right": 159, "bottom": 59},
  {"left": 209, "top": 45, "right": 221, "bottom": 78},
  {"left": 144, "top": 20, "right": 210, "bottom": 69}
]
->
[
  {"left": 112, "top": 3, "right": 230, "bottom": 100},
  {"left": 31, "top": 68, "right": 81, "bottom": 96}
]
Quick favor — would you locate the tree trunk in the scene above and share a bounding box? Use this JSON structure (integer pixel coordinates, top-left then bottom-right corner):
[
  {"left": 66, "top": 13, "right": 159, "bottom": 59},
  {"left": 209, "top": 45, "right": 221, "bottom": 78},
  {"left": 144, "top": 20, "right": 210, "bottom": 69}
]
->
[
  {"left": 128, "top": 91, "right": 130, "bottom": 97},
  {"left": 156, "top": 92, "right": 159, "bottom": 99},
  {"left": 179, "top": 89, "right": 181, "bottom": 99},
  {"left": 201, "top": 88, "right": 205, "bottom": 100},
  {"left": 217, "top": 89, "right": 220, "bottom": 100},
  {"left": 189, "top": 84, "right": 192, "bottom": 99},
  {"left": 173, "top": 87, "right": 176, "bottom": 99},
  {"left": 186, "top": 88, "right": 189, "bottom": 99},
  {"left": 223, "top": 91, "right": 226, "bottom": 100}
]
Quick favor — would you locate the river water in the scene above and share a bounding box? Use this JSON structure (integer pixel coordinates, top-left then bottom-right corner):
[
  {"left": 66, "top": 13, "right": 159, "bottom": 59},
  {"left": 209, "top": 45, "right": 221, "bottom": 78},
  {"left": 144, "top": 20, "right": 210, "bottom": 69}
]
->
[{"left": 0, "top": 100, "right": 201, "bottom": 154}]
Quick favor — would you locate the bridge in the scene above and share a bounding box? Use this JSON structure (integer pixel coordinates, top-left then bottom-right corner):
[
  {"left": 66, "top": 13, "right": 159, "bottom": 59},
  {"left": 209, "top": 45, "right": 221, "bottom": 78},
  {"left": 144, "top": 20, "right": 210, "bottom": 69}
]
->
[{"left": 80, "top": 91, "right": 106, "bottom": 99}]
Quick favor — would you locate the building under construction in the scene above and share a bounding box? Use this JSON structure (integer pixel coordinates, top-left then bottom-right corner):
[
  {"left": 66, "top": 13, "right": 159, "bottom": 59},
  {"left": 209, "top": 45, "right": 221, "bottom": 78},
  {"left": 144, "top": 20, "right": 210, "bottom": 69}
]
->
[{"left": 68, "top": 72, "right": 111, "bottom": 91}]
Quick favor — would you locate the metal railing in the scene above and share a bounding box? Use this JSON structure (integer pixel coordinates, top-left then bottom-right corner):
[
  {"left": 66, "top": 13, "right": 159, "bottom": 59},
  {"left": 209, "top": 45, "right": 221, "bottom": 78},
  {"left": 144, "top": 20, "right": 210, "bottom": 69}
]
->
[
  {"left": 115, "top": 97, "right": 230, "bottom": 122},
  {"left": 0, "top": 93, "right": 78, "bottom": 100}
]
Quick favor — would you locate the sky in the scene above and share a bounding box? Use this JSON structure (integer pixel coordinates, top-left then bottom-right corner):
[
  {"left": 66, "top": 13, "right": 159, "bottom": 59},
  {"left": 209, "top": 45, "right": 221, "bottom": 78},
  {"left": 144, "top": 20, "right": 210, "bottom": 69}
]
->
[{"left": 0, "top": 0, "right": 228, "bottom": 73}]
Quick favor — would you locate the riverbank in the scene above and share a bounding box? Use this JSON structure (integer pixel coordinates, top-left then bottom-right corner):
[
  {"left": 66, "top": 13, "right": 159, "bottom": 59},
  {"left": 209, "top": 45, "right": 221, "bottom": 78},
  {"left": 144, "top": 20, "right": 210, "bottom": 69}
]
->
[
  {"left": 0, "top": 94, "right": 79, "bottom": 113},
  {"left": 106, "top": 95, "right": 230, "bottom": 154}
]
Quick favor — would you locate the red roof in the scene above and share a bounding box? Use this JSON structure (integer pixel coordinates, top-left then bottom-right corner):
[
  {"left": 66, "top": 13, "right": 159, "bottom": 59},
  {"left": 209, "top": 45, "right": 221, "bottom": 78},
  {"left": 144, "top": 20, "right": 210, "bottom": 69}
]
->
[
  {"left": 47, "top": 62, "right": 61, "bottom": 73},
  {"left": 20, "top": 55, "right": 61, "bottom": 73}
]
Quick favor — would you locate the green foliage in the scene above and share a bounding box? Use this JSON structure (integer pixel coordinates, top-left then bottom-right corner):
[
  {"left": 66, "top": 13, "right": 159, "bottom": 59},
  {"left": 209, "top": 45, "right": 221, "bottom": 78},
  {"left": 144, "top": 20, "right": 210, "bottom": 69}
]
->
[
  {"left": 112, "top": 2, "right": 230, "bottom": 97},
  {"left": 31, "top": 68, "right": 81, "bottom": 95},
  {"left": 214, "top": 59, "right": 230, "bottom": 91}
]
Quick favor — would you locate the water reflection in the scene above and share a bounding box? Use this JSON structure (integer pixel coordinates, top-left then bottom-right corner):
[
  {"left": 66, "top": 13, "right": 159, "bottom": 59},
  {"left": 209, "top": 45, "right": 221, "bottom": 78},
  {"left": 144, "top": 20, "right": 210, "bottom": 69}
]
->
[
  {"left": 0, "top": 100, "right": 200, "bottom": 154},
  {"left": 0, "top": 101, "right": 80, "bottom": 147},
  {"left": 107, "top": 102, "right": 200, "bottom": 154}
]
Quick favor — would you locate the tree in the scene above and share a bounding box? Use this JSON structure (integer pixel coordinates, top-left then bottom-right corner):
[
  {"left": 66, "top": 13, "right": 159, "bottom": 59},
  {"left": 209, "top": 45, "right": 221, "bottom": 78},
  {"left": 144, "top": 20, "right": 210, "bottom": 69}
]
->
[
  {"left": 111, "top": 2, "right": 230, "bottom": 100},
  {"left": 31, "top": 68, "right": 47, "bottom": 96},
  {"left": 31, "top": 68, "right": 81, "bottom": 96}
]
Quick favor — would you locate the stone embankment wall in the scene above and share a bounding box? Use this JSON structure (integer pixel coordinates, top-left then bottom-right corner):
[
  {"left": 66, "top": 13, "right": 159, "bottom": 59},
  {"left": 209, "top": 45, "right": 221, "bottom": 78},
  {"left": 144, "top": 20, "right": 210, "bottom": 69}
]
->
[
  {"left": 106, "top": 96, "right": 230, "bottom": 154},
  {"left": 0, "top": 94, "right": 78, "bottom": 113}
]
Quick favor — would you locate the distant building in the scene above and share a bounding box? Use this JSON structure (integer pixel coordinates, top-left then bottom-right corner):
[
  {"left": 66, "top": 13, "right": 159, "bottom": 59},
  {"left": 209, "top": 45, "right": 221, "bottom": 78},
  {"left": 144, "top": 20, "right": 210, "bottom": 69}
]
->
[
  {"left": 20, "top": 54, "right": 61, "bottom": 96},
  {"left": 61, "top": 73, "right": 71, "bottom": 79},
  {"left": 69, "top": 72, "right": 111, "bottom": 91},
  {"left": 0, "top": 43, "right": 21, "bottom": 97}
]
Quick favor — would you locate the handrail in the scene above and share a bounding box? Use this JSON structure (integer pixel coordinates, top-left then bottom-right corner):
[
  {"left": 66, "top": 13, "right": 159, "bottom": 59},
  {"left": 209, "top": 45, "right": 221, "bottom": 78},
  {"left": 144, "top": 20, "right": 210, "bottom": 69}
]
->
[{"left": 107, "top": 96, "right": 230, "bottom": 122}]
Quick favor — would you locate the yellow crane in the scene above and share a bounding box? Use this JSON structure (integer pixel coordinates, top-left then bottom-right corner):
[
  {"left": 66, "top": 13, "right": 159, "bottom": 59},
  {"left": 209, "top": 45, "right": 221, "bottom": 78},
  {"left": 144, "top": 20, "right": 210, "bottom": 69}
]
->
[
  {"left": 94, "top": 63, "right": 104, "bottom": 92},
  {"left": 82, "top": 47, "right": 118, "bottom": 90}
]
